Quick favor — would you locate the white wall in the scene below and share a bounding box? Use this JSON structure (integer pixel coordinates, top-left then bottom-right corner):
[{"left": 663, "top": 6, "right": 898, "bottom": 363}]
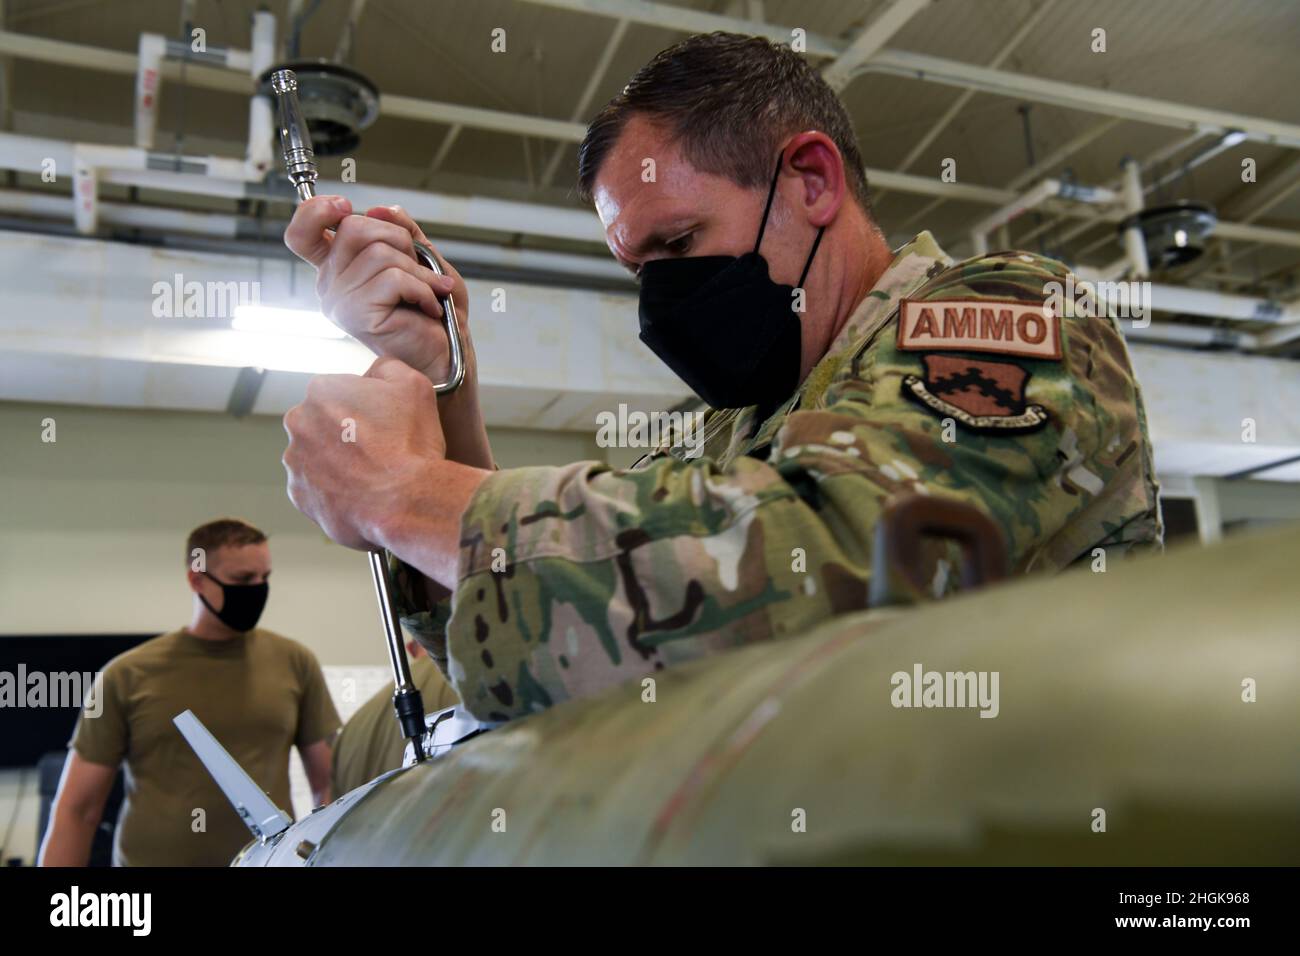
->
[
  {"left": 0, "top": 399, "right": 603, "bottom": 659},
  {"left": 0, "top": 230, "right": 689, "bottom": 432}
]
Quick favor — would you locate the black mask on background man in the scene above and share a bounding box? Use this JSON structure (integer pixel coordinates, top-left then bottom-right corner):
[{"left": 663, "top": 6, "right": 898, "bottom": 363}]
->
[
  {"left": 199, "top": 572, "right": 269, "bottom": 632},
  {"left": 637, "top": 156, "right": 825, "bottom": 410}
]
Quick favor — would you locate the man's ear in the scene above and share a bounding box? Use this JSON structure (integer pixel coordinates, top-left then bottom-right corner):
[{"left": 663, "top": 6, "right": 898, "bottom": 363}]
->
[
  {"left": 784, "top": 131, "right": 846, "bottom": 229},
  {"left": 186, "top": 569, "right": 205, "bottom": 594}
]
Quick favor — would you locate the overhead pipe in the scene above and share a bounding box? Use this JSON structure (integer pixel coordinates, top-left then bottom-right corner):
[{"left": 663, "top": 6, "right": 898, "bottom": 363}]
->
[
  {"left": 969, "top": 177, "right": 1117, "bottom": 256},
  {"left": 68, "top": 144, "right": 256, "bottom": 234},
  {"left": 1147, "top": 283, "right": 1300, "bottom": 324},
  {"left": 1011, "top": 130, "right": 1213, "bottom": 250},
  {"left": 0, "top": 189, "right": 626, "bottom": 283},
  {"left": 3, "top": 29, "right": 1300, "bottom": 252},
  {"left": 0, "top": 188, "right": 241, "bottom": 238},
  {"left": 1119, "top": 159, "right": 1151, "bottom": 279},
  {"left": 245, "top": 11, "right": 276, "bottom": 178},
  {"left": 333, "top": 0, "right": 369, "bottom": 65},
  {"left": 66, "top": 143, "right": 255, "bottom": 234},
  {"left": 13, "top": 179, "right": 1300, "bottom": 344},
  {"left": 132, "top": 11, "right": 274, "bottom": 179},
  {"left": 132, "top": 35, "right": 252, "bottom": 149},
  {"left": 1144, "top": 130, "right": 1247, "bottom": 196},
  {"left": 1119, "top": 320, "right": 1258, "bottom": 350},
  {"left": 133, "top": 34, "right": 166, "bottom": 150},
  {"left": 2, "top": 127, "right": 1296, "bottom": 331},
  {"left": 0, "top": 131, "right": 604, "bottom": 243}
]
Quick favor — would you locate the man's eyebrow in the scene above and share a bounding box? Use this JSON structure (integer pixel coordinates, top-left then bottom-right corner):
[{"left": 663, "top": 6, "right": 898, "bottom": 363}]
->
[
  {"left": 615, "top": 218, "right": 698, "bottom": 267},
  {"left": 628, "top": 216, "right": 697, "bottom": 250}
]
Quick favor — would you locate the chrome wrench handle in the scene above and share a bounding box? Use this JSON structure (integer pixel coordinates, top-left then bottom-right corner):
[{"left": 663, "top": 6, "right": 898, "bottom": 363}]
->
[
  {"left": 270, "top": 67, "right": 434, "bottom": 760},
  {"left": 269, "top": 68, "right": 464, "bottom": 394}
]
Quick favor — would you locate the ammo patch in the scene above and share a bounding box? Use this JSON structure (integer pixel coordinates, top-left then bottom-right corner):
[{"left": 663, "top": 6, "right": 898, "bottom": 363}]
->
[
  {"left": 902, "top": 354, "right": 1049, "bottom": 433},
  {"left": 898, "top": 297, "right": 1062, "bottom": 361}
]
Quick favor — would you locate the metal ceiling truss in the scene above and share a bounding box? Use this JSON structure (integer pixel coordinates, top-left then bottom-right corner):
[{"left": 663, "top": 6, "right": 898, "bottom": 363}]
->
[{"left": 0, "top": 0, "right": 1296, "bottom": 284}]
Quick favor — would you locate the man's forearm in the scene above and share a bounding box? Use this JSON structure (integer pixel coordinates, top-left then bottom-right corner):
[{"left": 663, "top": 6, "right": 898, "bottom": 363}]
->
[
  {"left": 374, "top": 458, "right": 491, "bottom": 592},
  {"left": 39, "top": 808, "right": 97, "bottom": 866},
  {"left": 436, "top": 381, "right": 495, "bottom": 471}
]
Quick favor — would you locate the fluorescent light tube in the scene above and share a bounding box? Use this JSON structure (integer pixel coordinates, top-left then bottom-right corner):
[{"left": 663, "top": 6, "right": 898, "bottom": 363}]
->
[{"left": 232, "top": 304, "right": 346, "bottom": 339}]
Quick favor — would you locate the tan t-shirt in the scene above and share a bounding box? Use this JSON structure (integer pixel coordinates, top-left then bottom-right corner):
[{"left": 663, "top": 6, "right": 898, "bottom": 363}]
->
[
  {"left": 330, "top": 656, "right": 458, "bottom": 797},
  {"left": 70, "top": 627, "right": 341, "bottom": 867}
]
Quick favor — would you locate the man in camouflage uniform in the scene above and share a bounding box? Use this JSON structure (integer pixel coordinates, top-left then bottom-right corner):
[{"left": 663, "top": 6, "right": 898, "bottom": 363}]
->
[{"left": 282, "top": 33, "right": 1161, "bottom": 723}]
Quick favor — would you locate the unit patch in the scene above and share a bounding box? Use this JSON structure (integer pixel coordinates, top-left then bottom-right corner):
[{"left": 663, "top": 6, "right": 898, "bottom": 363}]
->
[{"left": 902, "top": 354, "right": 1049, "bottom": 432}]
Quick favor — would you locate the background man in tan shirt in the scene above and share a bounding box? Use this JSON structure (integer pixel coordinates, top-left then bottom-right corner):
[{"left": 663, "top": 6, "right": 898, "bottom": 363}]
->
[{"left": 40, "top": 518, "right": 341, "bottom": 866}]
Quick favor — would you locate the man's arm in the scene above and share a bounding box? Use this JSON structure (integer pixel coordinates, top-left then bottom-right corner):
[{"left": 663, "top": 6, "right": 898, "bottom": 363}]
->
[
  {"left": 283, "top": 198, "right": 495, "bottom": 472},
  {"left": 298, "top": 739, "right": 333, "bottom": 808},
  {"left": 379, "top": 252, "right": 1160, "bottom": 723},
  {"left": 45, "top": 660, "right": 130, "bottom": 865},
  {"left": 39, "top": 753, "right": 117, "bottom": 866},
  {"left": 288, "top": 643, "right": 342, "bottom": 810}
]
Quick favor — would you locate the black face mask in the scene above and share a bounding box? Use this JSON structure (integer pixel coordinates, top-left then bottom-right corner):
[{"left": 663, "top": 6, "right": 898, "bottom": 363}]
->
[
  {"left": 637, "top": 157, "right": 825, "bottom": 410},
  {"left": 199, "top": 572, "right": 269, "bottom": 632}
]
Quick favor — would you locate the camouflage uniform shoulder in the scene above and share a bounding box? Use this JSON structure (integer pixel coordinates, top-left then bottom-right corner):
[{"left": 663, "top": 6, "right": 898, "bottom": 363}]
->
[
  {"left": 909, "top": 249, "right": 1073, "bottom": 302},
  {"left": 853, "top": 241, "right": 1162, "bottom": 563}
]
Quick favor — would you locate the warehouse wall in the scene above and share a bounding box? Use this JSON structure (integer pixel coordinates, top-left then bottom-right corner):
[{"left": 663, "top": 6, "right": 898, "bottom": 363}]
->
[{"left": 0, "top": 399, "right": 606, "bottom": 661}]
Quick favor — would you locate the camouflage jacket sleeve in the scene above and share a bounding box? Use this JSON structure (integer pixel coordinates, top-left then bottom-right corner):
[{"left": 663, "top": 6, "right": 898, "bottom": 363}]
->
[{"left": 398, "top": 249, "right": 1160, "bottom": 722}]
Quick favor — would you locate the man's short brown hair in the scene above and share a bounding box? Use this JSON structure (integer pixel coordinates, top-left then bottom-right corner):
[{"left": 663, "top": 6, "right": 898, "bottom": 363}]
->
[
  {"left": 577, "top": 32, "right": 872, "bottom": 211},
  {"left": 185, "top": 518, "right": 267, "bottom": 567}
]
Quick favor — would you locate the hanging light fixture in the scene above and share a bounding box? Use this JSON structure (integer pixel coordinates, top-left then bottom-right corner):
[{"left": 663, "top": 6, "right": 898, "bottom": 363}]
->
[
  {"left": 1118, "top": 200, "right": 1218, "bottom": 269},
  {"left": 256, "top": 60, "right": 379, "bottom": 156}
]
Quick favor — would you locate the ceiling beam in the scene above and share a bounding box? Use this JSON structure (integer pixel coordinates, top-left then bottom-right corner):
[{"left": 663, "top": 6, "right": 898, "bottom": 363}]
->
[
  {"left": 381, "top": 92, "right": 587, "bottom": 141},
  {"left": 820, "top": 0, "right": 930, "bottom": 92},
  {"left": 6, "top": 26, "right": 1300, "bottom": 153},
  {"left": 882, "top": 0, "right": 1060, "bottom": 224},
  {"left": 857, "top": 49, "right": 1300, "bottom": 149},
  {"left": 511, "top": 0, "right": 844, "bottom": 57},
  {"left": 0, "top": 24, "right": 1294, "bottom": 257},
  {"left": 539, "top": 17, "right": 630, "bottom": 188},
  {"left": 333, "top": 0, "right": 368, "bottom": 65},
  {"left": 881, "top": 0, "right": 1056, "bottom": 209},
  {"left": 0, "top": 28, "right": 247, "bottom": 92}
]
